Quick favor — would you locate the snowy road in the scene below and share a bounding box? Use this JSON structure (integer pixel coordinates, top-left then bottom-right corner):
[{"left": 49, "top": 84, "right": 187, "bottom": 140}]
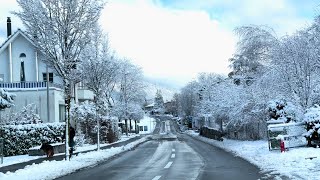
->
[{"left": 56, "top": 119, "right": 265, "bottom": 180}]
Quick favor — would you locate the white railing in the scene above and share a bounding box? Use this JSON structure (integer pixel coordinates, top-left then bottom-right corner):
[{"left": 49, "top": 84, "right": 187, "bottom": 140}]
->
[{"left": 0, "top": 81, "right": 63, "bottom": 89}]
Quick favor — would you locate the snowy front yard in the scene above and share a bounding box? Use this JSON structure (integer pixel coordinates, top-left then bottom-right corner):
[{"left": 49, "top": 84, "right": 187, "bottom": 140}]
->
[{"left": 187, "top": 130, "right": 320, "bottom": 180}]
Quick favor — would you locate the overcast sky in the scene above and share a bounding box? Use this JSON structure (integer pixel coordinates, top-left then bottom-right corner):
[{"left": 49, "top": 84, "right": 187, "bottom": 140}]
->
[{"left": 0, "top": 0, "right": 319, "bottom": 89}]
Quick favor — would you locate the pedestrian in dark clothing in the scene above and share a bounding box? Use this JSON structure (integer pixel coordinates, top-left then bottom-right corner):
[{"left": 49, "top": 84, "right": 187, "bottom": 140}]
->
[{"left": 69, "top": 126, "right": 76, "bottom": 158}]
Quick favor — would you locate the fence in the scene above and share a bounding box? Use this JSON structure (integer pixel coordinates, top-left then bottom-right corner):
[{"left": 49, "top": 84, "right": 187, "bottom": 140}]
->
[
  {"left": 225, "top": 121, "right": 268, "bottom": 140},
  {"left": 199, "top": 126, "right": 224, "bottom": 141}
]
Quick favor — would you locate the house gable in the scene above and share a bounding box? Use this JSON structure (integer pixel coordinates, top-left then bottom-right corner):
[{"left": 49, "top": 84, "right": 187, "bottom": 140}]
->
[{"left": 0, "top": 29, "right": 36, "bottom": 54}]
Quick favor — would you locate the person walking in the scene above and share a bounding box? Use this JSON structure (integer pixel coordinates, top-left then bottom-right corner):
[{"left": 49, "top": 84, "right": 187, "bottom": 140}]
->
[{"left": 69, "top": 126, "right": 76, "bottom": 158}]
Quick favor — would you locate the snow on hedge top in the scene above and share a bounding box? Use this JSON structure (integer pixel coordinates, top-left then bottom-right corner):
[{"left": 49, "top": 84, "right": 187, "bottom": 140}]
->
[{"left": 304, "top": 104, "right": 320, "bottom": 123}]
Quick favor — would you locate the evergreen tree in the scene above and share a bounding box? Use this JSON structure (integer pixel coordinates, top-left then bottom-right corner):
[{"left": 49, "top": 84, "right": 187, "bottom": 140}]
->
[{"left": 153, "top": 90, "right": 165, "bottom": 114}]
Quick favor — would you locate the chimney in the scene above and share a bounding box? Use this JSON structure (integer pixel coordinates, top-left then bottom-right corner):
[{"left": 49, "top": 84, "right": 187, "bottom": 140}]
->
[{"left": 7, "top": 17, "right": 11, "bottom": 37}]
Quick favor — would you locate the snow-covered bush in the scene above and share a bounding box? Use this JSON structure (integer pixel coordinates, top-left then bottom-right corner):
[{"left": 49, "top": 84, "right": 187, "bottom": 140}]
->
[
  {"left": 267, "top": 99, "right": 299, "bottom": 123},
  {"left": 0, "top": 123, "right": 64, "bottom": 156},
  {"left": 71, "top": 102, "right": 118, "bottom": 144},
  {"left": 303, "top": 105, "right": 320, "bottom": 147},
  {"left": 6, "top": 104, "right": 42, "bottom": 125},
  {"left": 0, "top": 88, "right": 15, "bottom": 110},
  {"left": 71, "top": 102, "right": 96, "bottom": 144}
]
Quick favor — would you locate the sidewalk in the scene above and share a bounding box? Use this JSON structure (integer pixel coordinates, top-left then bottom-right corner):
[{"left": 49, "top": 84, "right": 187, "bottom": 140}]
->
[{"left": 0, "top": 135, "right": 143, "bottom": 173}]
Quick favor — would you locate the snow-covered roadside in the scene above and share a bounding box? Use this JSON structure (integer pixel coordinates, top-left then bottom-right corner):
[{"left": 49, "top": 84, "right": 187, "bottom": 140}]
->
[
  {"left": 186, "top": 130, "right": 320, "bottom": 180},
  {"left": 0, "top": 134, "right": 140, "bottom": 168},
  {"left": 0, "top": 135, "right": 149, "bottom": 180}
]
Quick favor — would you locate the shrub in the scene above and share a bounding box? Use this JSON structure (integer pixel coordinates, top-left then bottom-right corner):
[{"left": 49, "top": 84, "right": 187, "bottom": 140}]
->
[{"left": 303, "top": 105, "right": 320, "bottom": 147}]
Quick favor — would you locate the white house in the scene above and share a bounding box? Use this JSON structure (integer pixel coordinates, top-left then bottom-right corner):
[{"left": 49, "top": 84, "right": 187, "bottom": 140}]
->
[
  {"left": 0, "top": 17, "right": 94, "bottom": 123},
  {"left": 138, "top": 116, "right": 156, "bottom": 134}
]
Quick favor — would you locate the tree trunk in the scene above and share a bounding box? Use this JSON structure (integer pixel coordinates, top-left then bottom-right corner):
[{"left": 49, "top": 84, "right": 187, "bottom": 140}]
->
[
  {"left": 134, "top": 120, "right": 137, "bottom": 134},
  {"left": 65, "top": 95, "right": 71, "bottom": 161},
  {"left": 125, "top": 119, "right": 128, "bottom": 136}
]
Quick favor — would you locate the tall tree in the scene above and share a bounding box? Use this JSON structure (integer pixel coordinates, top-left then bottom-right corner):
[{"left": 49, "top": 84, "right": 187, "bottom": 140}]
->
[
  {"left": 14, "top": 0, "right": 105, "bottom": 160},
  {"left": 113, "top": 60, "right": 145, "bottom": 135},
  {"left": 153, "top": 90, "right": 165, "bottom": 115},
  {"left": 180, "top": 81, "right": 199, "bottom": 118},
  {"left": 229, "top": 25, "right": 278, "bottom": 85},
  {"left": 272, "top": 30, "right": 320, "bottom": 108},
  {"left": 80, "top": 29, "right": 119, "bottom": 150}
]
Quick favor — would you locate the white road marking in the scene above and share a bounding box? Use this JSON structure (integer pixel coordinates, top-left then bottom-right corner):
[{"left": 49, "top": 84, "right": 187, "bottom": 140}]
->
[
  {"left": 152, "top": 176, "right": 161, "bottom": 180},
  {"left": 164, "top": 161, "right": 173, "bottom": 169},
  {"left": 172, "top": 149, "right": 175, "bottom": 152},
  {"left": 171, "top": 154, "right": 175, "bottom": 158}
]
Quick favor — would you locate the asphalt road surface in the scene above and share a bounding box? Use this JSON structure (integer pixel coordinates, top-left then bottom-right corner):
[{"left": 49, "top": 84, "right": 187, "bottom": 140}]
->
[{"left": 56, "top": 118, "right": 267, "bottom": 180}]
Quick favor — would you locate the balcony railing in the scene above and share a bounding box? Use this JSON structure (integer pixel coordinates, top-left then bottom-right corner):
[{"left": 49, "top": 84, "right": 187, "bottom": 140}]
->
[{"left": 0, "top": 81, "right": 63, "bottom": 89}]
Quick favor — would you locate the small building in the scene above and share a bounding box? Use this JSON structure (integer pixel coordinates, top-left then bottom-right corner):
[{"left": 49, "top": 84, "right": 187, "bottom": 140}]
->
[{"left": 138, "top": 116, "right": 156, "bottom": 134}]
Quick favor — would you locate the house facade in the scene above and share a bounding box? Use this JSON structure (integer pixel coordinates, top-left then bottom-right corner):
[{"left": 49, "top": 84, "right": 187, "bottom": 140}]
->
[{"left": 0, "top": 17, "right": 94, "bottom": 123}]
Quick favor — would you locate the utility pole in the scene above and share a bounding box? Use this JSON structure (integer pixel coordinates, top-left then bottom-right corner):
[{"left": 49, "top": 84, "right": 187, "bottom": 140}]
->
[
  {"left": 96, "top": 96, "right": 100, "bottom": 151},
  {"left": 124, "top": 72, "right": 128, "bottom": 136},
  {"left": 46, "top": 65, "right": 50, "bottom": 123}
]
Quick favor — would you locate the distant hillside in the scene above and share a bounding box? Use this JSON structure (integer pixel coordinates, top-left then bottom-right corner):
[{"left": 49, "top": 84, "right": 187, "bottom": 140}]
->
[{"left": 144, "top": 80, "right": 178, "bottom": 102}]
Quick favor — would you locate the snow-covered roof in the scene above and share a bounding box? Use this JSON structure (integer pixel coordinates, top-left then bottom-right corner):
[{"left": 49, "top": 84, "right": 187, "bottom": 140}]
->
[{"left": 0, "top": 29, "right": 36, "bottom": 54}]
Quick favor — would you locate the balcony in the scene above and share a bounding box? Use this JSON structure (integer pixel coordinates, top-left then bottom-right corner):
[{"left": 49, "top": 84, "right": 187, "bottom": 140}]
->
[
  {"left": 77, "top": 86, "right": 94, "bottom": 101},
  {"left": 0, "top": 81, "right": 63, "bottom": 89}
]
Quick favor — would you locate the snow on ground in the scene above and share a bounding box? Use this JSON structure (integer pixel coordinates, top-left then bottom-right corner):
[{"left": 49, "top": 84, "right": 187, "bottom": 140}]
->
[
  {"left": 0, "top": 134, "right": 147, "bottom": 180},
  {"left": 2, "top": 129, "right": 319, "bottom": 180},
  {"left": 186, "top": 130, "right": 320, "bottom": 180}
]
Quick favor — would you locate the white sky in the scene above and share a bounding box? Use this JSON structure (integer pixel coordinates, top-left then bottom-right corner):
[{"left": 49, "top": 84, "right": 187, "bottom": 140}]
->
[
  {"left": 100, "top": 0, "right": 235, "bottom": 88},
  {"left": 0, "top": 0, "right": 318, "bottom": 89},
  {"left": 0, "top": 131, "right": 318, "bottom": 179}
]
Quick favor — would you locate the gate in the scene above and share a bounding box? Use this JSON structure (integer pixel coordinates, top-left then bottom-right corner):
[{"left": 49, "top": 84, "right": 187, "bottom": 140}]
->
[{"left": 267, "top": 122, "right": 306, "bottom": 150}]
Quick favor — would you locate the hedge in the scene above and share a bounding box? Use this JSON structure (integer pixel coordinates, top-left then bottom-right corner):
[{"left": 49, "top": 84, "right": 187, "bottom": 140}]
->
[{"left": 0, "top": 123, "right": 65, "bottom": 156}]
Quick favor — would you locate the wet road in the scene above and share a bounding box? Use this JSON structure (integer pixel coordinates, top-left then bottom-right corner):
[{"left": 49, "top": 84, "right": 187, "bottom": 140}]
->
[{"left": 56, "top": 118, "right": 265, "bottom": 180}]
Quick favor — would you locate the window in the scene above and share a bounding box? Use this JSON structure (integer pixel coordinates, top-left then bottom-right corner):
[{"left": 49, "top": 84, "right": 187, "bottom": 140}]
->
[
  {"left": 19, "top": 53, "right": 26, "bottom": 58},
  {"left": 144, "top": 126, "right": 148, "bottom": 131},
  {"left": 20, "top": 53, "right": 26, "bottom": 82},
  {"left": 59, "top": 104, "right": 65, "bottom": 122},
  {"left": 43, "top": 73, "right": 53, "bottom": 83},
  {"left": 139, "top": 126, "right": 143, "bottom": 131}
]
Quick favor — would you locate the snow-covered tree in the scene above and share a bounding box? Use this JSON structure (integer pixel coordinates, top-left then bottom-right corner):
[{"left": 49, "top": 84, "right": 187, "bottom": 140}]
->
[
  {"left": 14, "top": 0, "right": 105, "bottom": 160},
  {"left": 8, "top": 104, "right": 42, "bottom": 125},
  {"left": 179, "top": 81, "right": 199, "bottom": 118},
  {"left": 127, "top": 103, "right": 144, "bottom": 133},
  {"left": 0, "top": 89, "right": 15, "bottom": 110},
  {"left": 71, "top": 101, "right": 118, "bottom": 144},
  {"left": 271, "top": 30, "right": 320, "bottom": 108},
  {"left": 112, "top": 60, "right": 145, "bottom": 135},
  {"left": 153, "top": 90, "right": 165, "bottom": 115},
  {"left": 80, "top": 29, "right": 119, "bottom": 105},
  {"left": 229, "top": 25, "right": 278, "bottom": 85},
  {"left": 79, "top": 28, "right": 120, "bottom": 149}
]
